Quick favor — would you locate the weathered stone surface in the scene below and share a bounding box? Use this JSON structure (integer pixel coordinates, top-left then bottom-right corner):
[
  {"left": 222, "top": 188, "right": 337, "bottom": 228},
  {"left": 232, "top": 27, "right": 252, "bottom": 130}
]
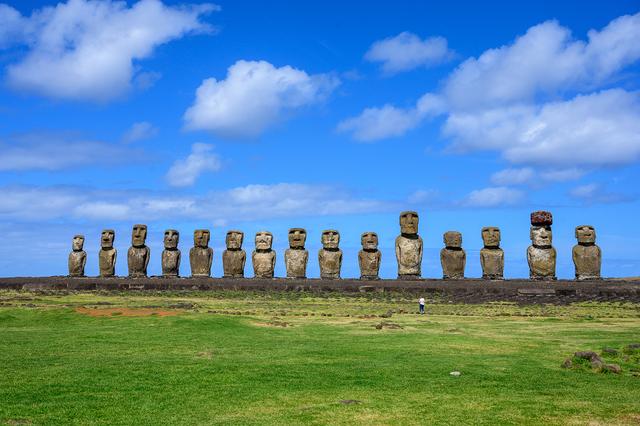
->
[
  {"left": 527, "top": 211, "right": 556, "bottom": 280},
  {"left": 98, "top": 229, "right": 117, "bottom": 277},
  {"left": 252, "top": 231, "right": 275, "bottom": 278},
  {"left": 68, "top": 234, "right": 86, "bottom": 277},
  {"left": 573, "top": 225, "right": 602, "bottom": 280},
  {"left": 441, "top": 231, "right": 465, "bottom": 279},
  {"left": 223, "top": 230, "right": 245, "bottom": 278},
  {"left": 395, "top": 211, "right": 422, "bottom": 278},
  {"left": 128, "top": 224, "right": 150, "bottom": 278},
  {"left": 319, "top": 230, "right": 342, "bottom": 279},
  {"left": 359, "top": 232, "right": 381, "bottom": 280},
  {"left": 161, "top": 229, "right": 180, "bottom": 277},
  {"left": 480, "top": 227, "right": 504, "bottom": 280},
  {"left": 190, "top": 229, "right": 213, "bottom": 277},
  {"left": 285, "top": 228, "right": 308, "bottom": 278}
]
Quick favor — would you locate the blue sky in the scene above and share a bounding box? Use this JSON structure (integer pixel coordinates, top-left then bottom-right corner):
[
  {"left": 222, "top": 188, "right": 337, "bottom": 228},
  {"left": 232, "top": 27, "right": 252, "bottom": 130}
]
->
[{"left": 0, "top": 0, "right": 639, "bottom": 278}]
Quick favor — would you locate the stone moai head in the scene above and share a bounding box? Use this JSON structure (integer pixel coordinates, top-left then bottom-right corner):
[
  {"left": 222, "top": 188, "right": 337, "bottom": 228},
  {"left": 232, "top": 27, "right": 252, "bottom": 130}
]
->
[
  {"left": 361, "top": 232, "right": 378, "bottom": 250},
  {"left": 288, "top": 228, "right": 307, "bottom": 249},
  {"left": 164, "top": 229, "right": 179, "bottom": 249},
  {"left": 321, "top": 230, "right": 340, "bottom": 249},
  {"left": 226, "top": 230, "right": 244, "bottom": 250},
  {"left": 194, "top": 229, "right": 210, "bottom": 248},
  {"left": 101, "top": 229, "right": 115, "bottom": 249},
  {"left": 576, "top": 225, "right": 596, "bottom": 245},
  {"left": 481, "top": 227, "right": 501, "bottom": 248},
  {"left": 400, "top": 211, "right": 419, "bottom": 235},
  {"left": 443, "top": 231, "right": 462, "bottom": 249},
  {"left": 72, "top": 235, "right": 85, "bottom": 251},
  {"left": 255, "top": 231, "right": 273, "bottom": 250},
  {"left": 131, "top": 224, "right": 147, "bottom": 247},
  {"left": 530, "top": 211, "right": 553, "bottom": 248}
]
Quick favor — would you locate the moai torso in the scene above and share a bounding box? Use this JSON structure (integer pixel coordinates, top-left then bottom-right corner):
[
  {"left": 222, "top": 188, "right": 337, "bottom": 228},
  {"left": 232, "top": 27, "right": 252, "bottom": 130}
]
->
[
  {"left": 162, "top": 250, "right": 180, "bottom": 276},
  {"left": 441, "top": 249, "right": 465, "bottom": 279},
  {"left": 68, "top": 251, "right": 86, "bottom": 277},
  {"left": 480, "top": 248, "right": 504, "bottom": 279},
  {"left": 395, "top": 211, "right": 422, "bottom": 278},
  {"left": 573, "top": 225, "right": 601, "bottom": 280},
  {"left": 128, "top": 246, "right": 150, "bottom": 277},
  {"left": 223, "top": 250, "right": 246, "bottom": 277},
  {"left": 527, "top": 246, "right": 556, "bottom": 279},
  {"left": 252, "top": 251, "right": 276, "bottom": 278},
  {"left": 190, "top": 247, "right": 213, "bottom": 277},
  {"left": 99, "top": 248, "right": 117, "bottom": 277},
  {"left": 285, "top": 249, "right": 308, "bottom": 278},
  {"left": 359, "top": 250, "right": 381, "bottom": 279},
  {"left": 319, "top": 249, "right": 342, "bottom": 279},
  {"left": 480, "top": 227, "right": 504, "bottom": 280}
]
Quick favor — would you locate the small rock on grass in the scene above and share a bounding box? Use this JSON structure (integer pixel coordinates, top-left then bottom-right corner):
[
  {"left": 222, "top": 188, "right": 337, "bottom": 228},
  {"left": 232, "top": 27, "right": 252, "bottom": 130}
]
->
[
  {"left": 450, "top": 371, "right": 461, "bottom": 377},
  {"left": 601, "top": 347, "right": 619, "bottom": 356},
  {"left": 603, "top": 364, "right": 622, "bottom": 374}
]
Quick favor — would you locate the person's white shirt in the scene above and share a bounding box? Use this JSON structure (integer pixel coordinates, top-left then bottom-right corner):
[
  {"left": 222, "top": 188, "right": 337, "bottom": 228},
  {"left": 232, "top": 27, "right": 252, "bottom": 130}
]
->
[{"left": 419, "top": 297, "right": 425, "bottom": 305}]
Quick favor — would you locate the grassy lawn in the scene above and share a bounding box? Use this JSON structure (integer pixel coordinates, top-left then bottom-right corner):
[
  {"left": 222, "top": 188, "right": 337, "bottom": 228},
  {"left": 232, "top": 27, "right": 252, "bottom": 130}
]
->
[{"left": 1, "top": 291, "right": 639, "bottom": 425}]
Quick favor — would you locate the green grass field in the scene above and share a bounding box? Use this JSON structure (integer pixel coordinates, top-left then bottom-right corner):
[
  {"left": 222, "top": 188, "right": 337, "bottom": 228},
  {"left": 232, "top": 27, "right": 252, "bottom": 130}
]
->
[{"left": 1, "top": 290, "right": 639, "bottom": 425}]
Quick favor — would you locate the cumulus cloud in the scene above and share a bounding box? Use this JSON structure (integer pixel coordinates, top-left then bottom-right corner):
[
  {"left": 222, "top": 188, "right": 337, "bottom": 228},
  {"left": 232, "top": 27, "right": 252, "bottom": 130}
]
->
[
  {"left": 0, "top": 183, "right": 392, "bottom": 223},
  {"left": 1, "top": 0, "right": 217, "bottom": 101},
  {"left": 365, "top": 32, "right": 454, "bottom": 74},
  {"left": 461, "top": 187, "right": 525, "bottom": 208},
  {"left": 491, "top": 167, "right": 585, "bottom": 186},
  {"left": 165, "top": 143, "right": 221, "bottom": 187},
  {"left": 184, "top": 60, "right": 339, "bottom": 138},
  {"left": 122, "top": 121, "right": 158, "bottom": 143},
  {"left": 569, "top": 183, "right": 633, "bottom": 205},
  {"left": 0, "top": 131, "right": 138, "bottom": 171},
  {"left": 337, "top": 93, "right": 445, "bottom": 142}
]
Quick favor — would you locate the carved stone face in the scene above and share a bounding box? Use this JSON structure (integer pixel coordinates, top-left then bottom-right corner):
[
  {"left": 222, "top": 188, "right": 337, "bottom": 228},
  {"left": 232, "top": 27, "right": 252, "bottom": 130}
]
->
[
  {"left": 194, "top": 229, "right": 210, "bottom": 248},
  {"left": 443, "top": 231, "right": 462, "bottom": 248},
  {"left": 361, "top": 232, "right": 378, "bottom": 250},
  {"left": 576, "top": 225, "right": 596, "bottom": 244},
  {"left": 101, "top": 229, "right": 115, "bottom": 249},
  {"left": 321, "top": 230, "right": 340, "bottom": 249},
  {"left": 400, "top": 211, "right": 419, "bottom": 234},
  {"left": 531, "top": 226, "right": 552, "bottom": 247},
  {"left": 164, "top": 229, "right": 179, "bottom": 249},
  {"left": 482, "top": 227, "right": 501, "bottom": 248},
  {"left": 72, "top": 235, "right": 85, "bottom": 251},
  {"left": 226, "top": 230, "right": 243, "bottom": 249},
  {"left": 131, "top": 224, "right": 147, "bottom": 247},
  {"left": 255, "top": 231, "right": 273, "bottom": 250},
  {"left": 288, "top": 228, "right": 307, "bottom": 249}
]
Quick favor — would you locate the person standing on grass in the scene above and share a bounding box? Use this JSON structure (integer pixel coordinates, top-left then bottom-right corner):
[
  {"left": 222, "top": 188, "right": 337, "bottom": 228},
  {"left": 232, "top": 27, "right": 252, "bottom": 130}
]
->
[{"left": 419, "top": 297, "right": 425, "bottom": 315}]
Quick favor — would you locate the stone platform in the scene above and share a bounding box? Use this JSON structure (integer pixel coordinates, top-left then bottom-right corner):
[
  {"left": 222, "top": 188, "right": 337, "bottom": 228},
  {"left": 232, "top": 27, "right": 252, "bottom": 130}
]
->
[{"left": 1, "top": 276, "right": 640, "bottom": 304}]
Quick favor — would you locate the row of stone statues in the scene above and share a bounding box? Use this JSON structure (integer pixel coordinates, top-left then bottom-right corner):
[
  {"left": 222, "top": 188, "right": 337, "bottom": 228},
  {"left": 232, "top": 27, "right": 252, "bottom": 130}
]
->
[{"left": 68, "top": 211, "right": 602, "bottom": 280}]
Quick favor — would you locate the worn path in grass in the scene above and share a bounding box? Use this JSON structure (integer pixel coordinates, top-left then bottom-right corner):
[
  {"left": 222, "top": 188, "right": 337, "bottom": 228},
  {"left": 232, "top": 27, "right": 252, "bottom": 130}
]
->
[{"left": 1, "top": 291, "right": 639, "bottom": 425}]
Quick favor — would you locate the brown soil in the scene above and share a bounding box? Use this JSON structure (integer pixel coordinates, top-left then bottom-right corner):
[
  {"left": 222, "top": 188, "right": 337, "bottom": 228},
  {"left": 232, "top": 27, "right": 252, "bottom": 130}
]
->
[{"left": 75, "top": 307, "right": 181, "bottom": 317}]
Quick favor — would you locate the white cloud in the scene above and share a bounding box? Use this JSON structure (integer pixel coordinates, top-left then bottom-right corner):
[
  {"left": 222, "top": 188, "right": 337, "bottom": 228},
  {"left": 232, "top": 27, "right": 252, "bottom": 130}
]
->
[
  {"left": 445, "top": 89, "right": 640, "bottom": 167},
  {"left": 539, "top": 168, "right": 585, "bottom": 182},
  {"left": 461, "top": 187, "right": 524, "bottom": 208},
  {"left": 2, "top": 0, "right": 217, "bottom": 102},
  {"left": 337, "top": 93, "right": 445, "bottom": 142},
  {"left": 407, "top": 189, "right": 439, "bottom": 204},
  {"left": 491, "top": 167, "right": 585, "bottom": 186},
  {"left": 0, "top": 4, "right": 26, "bottom": 48},
  {"left": 365, "top": 32, "right": 453, "bottom": 74},
  {"left": 0, "top": 183, "right": 392, "bottom": 223},
  {"left": 0, "top": 132, "right": 138, "bottom": 171},
  {"left": 184, "top": 60, "right": 339, "bottom": 138},
  {"left": 490, "top": 168, "right": 536, "bottom": 186},
  {"left": 166, "top": 143, "right": 221, "bottom": 187},
  {"left": 569, "top": 183, "right": 632, "bottom": 204},
  {"left": 122, "top": 121, "right": 158, "bottom": 143}
]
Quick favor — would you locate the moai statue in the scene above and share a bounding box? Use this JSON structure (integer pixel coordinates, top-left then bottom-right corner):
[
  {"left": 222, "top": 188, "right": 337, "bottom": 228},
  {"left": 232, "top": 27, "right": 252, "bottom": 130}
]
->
[
  {"left": 99, "top": 229, "right": 117, "bottom": 277},
  {"left": 161, "top": 229, "right": 180, "bottom": 277},
  {"left": 573, "top": 225, "right": 602, "bottom": 280},
  {"left": 285, "top": 228, "right": 308, "bottom": 278},
  {"left": 527, "top": 211, "right": 556, "bottom": 280},
  {"left": 395, "top": 211, "right": 423, "bottom": 279},
  {"left": 190, "top": 229, "right": 213, "bottom": 277},
  {"left": 318, "top": 230, "right": 342, "bottom": 279},
  {"left": 440, "top": 231, "right": 466, "bottom": 279},
  {"left": 252, "top": 231, "right": 276, "bottom": 278},
  {"left": 68, "top": 235, "right": 87, "bottom": 277},
  {"left": 128, "top": 224, "right": 150, "bottom": 278},
  {"left": 480, "top": 227, "right": 504, "bottom": 280},
  {"left": 223, "top": 230, "right": 246, "bottom": 278},
  {"left": 358, "top": 232, "right": 381, "bottom": 280}
]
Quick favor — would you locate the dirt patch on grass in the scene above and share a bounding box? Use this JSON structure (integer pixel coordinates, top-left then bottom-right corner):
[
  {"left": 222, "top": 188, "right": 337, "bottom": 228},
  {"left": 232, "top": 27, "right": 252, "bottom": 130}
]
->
[
  {"left": 253, "top": 317, "right": 293, "bottom": 328},
  {"left": 75, "top": 307, "right": 181, "bottom": 317}
]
